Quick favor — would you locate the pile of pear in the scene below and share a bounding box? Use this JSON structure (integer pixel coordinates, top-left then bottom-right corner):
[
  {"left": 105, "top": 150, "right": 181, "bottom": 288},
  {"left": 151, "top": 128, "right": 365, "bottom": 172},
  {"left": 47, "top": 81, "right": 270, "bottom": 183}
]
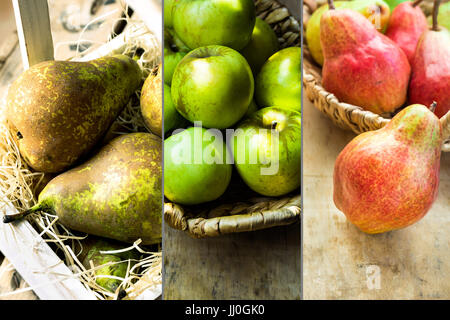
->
[
  {"left": 306, "top": 0, "right": 449, "bottom": 234},
  {"left": 3, "top": 55, "right": 163, "bottom": 246},
  {"left": 306, "top": 0, "right": 449, "bottom": 118},
  {"left": 151, "top": 0, "right": 302, "bottom": 206}
]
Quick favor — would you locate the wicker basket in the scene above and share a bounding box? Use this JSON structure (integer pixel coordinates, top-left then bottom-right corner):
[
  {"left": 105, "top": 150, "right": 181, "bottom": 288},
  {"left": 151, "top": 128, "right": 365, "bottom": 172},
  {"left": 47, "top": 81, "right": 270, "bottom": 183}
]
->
[
  {"left": 164, "top": 0, "right": 301, "bottom": 238},
  {"left": 303, "top": 0, "right": 450, "bottom": 152}
]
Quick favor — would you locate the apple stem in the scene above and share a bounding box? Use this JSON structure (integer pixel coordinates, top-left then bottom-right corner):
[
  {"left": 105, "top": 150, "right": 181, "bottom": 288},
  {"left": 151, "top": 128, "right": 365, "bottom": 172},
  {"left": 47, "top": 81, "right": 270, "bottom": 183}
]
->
[
  {"left": 271, "top": 121, "right": 278, "bottom": 130},
  {"left": 430, "top": 101, "right": 437, "bottom": 113},
  {"left": 328, "top": 0, "right": 335, "bottom": 10},
  {"left": 432, "top": 0, "right": 441, "bottom": 31},
  {"left": 412, "top": 0, "right": 423, "bottom": 7}
]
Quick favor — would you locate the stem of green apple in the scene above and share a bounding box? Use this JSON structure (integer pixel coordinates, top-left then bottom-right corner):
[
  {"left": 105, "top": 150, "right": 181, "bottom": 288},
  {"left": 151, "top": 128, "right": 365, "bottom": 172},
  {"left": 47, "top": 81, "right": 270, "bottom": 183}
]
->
[
  {"left": 271, "top": 121, "right": 278, "bottom": 130},
  {"left": 328, "top": 0, "right": 335, "bottom": 10}
]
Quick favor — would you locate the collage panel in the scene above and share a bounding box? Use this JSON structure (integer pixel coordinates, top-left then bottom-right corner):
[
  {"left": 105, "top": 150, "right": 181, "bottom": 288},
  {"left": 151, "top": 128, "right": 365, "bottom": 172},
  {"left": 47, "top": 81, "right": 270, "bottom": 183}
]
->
[
  {"left": 0, "top": 0, "right": 164, "bottom": 300},
  {"left": 162, "top": 0, "right": 302, "bottom": 299},
  {"left": 303, "top": 0, "right": 449, "bottom": 299}
]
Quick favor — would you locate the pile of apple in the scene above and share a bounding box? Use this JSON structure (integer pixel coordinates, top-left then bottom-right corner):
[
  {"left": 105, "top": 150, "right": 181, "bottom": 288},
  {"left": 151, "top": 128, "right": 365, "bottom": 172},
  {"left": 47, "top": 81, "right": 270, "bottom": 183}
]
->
[
  {"left": 306, "top": 0, "right": 450, "bottom": 118},
  {"left": 306, "top": 0, "right": 449, "bottom": 234},
  {"left": 163, "top": 0, "right": 301, "bottom": 206}
]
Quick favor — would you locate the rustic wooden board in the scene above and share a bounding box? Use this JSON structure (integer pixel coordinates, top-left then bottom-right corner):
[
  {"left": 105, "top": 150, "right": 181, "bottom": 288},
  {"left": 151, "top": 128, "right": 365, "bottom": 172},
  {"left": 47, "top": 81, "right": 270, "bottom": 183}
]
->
[
  {"left": 163, "top": 222, "right": 301, "bottom": 299},
  {"left": 302, "top": 97, "right": 450, "bottom": 300}
]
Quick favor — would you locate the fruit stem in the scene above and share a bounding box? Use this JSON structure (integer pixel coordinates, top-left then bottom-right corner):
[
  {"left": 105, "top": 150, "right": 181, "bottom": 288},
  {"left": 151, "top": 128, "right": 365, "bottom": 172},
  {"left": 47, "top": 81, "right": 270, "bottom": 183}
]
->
[
  {"left": 271, "top": 121, "right": 278, "bottom": 130},
  {"left": 432, "top": 0, "right": 441, "bottom": 31},
  {"left": 3, "top": 204, "right": 42, "bottom": 223},
  {"left": 328, "top": 0, "right": 335, "bottom": 10},
  {"left": 430, "top": 101, "right": 437, "bottom": 113},
  {"left": 412, "top": 0, "right": 423, "bottom": 7}
]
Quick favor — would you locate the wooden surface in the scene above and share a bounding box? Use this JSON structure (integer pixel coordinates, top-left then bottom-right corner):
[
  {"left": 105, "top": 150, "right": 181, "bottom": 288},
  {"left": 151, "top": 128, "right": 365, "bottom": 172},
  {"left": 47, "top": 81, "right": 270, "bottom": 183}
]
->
[
  {"left": 303, "top": 97, "right": 450, "bottom": 300},
  {"left": 12, "top": 0, "right": 54, "bottom": 69},
  {"left": 163, "top": 222, "right": 301, "bottom": 299}
]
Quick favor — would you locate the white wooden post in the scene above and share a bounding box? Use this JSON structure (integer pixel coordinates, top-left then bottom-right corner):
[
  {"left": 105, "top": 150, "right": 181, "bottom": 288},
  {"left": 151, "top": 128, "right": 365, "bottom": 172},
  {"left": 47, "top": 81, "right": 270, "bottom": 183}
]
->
[{"left": 12, "top": 0, "right": 54, "bottom": 69}]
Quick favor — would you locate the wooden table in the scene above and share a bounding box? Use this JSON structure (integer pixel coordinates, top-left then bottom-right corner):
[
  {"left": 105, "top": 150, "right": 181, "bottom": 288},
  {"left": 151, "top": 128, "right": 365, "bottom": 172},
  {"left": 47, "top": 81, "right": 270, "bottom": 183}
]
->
[
  {"left": 163, "top": 223, "right": 301, "bottom": 299},
  {"left": 303, "top": 97, "right": 450, "bottom": 300}
]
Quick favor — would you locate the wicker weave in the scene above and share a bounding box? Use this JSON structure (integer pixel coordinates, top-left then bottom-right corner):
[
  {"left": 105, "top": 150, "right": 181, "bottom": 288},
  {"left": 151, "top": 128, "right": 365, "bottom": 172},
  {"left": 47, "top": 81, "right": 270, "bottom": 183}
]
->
[
  {"left": 163, "top": 0, "right": 301, "bottom": 238},
  {"left": 303, "top": 0, "right": 450, "bottom": 152}
]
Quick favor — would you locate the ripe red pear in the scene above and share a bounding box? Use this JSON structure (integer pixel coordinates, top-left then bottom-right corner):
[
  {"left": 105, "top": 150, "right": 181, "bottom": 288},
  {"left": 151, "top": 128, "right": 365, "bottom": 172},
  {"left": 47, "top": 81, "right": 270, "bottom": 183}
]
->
[
  {"left": 385, "top": 0, "right": 428, "bottom": 64},
  {"left": 334, "top": 104, "right": 443, "bottom": 234},
  {"left": 320, "top": 0, "right": 411, "bottom": 115},
  {"left": 408, "top": 0, "right": 450, "bottom": 118}
]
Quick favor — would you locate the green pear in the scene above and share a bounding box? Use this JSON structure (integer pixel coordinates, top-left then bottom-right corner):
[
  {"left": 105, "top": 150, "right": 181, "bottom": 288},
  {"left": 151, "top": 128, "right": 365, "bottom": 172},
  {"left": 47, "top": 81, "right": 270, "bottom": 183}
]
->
[
  {"left": 6, "top": 55, "right": 142, "bottom": 173},
  {"left": 3, "top": 133, "right": 162, "bottom": 245},
  {"left": 141, "top": 65, "right": 162, "bottom": 137}
]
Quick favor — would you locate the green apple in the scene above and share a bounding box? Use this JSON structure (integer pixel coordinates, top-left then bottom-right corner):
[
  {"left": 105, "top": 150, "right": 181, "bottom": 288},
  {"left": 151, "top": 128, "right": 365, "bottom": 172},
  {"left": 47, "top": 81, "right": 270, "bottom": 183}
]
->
[
  {"left": 232, "top": 107, "right": 301, "bottom": 196},
  {"left": 164, "top": 84, "right": 187, "bottom": 134},
  {"left": 164, "top": 127, "right": 232, "bottom": 205},
  {"left": 244, "top": 99, "right": 258, "bottom": 118},
  {"left": 172, "top": 0, "right": 256, "bottom": 50},
  {"left": 255, "top": 47, "right": 301, "bottom": 112},
  {"left": 171, "top": 45, "right": 254, "bottom": 129},
  {"left": 164, "top": 0, "right": 175, "bottom": 27},
  {"left": 241, "top": 17, "right": 280, "bottom": 75},
  {"left": 164, "top": 28, "right": 189, "bottom": 85}
]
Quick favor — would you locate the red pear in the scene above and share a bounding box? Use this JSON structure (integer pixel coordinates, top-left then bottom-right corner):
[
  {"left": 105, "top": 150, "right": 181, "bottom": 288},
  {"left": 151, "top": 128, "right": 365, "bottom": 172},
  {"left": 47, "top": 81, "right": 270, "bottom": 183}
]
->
[
  {"left": 320, "top": 1, "right": 411, "bottom": 115},
  {"left": 333, "top": 104, "right": 442, "bottom": 234},
  {"left": 386, "top": 1, "right": 428, "bottom": 64},
  {"left": 408, "top": 0, "right": 450, "bottom": 119}
]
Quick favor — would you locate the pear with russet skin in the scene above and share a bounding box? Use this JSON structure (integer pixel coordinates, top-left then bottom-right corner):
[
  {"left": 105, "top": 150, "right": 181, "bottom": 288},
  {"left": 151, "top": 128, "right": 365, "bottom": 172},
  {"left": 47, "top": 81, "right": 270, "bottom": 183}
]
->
[
  {"left": 409, "top": 0, "right": 450, "bottom": 118},
  {"left": 334, "top": 104, "right": 443, "bottom": 234},
  {"left": 6, "top": 55, "right": 142, "bottom": 173},
  {"left": 320, "top": 0, "right": 411, "bottom": 115},
  {"left": 385, "top": 0, "right": 428, "bottom": 64}
]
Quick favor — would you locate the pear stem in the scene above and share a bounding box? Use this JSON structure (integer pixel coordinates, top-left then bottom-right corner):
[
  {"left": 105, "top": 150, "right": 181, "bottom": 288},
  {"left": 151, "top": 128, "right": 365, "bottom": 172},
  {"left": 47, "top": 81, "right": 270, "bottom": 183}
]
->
[
  {"left": 328, "top": 0, "right": 335, "bottom": 10},
  {"left": 432, "top": 0, "right": 441, "bottom": 31},
  {"left": 3, "top": 204, "right": 42, "bottom": 223},
  {"left": 430, "top": 101, "right": 437, "bottom": 113},
  {"left": 412, "top": 0, "right": 423, "bottom": 7}
]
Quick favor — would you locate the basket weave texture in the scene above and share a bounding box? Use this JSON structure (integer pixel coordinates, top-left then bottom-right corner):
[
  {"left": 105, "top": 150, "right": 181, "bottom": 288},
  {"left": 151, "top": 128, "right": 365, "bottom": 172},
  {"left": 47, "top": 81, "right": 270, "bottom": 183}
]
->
[
  {"left": 164, "top": 0, "right": 302, "bottom": 238},
  {"left": 302, "top": 0, "right": 450, "bottom": 152}
]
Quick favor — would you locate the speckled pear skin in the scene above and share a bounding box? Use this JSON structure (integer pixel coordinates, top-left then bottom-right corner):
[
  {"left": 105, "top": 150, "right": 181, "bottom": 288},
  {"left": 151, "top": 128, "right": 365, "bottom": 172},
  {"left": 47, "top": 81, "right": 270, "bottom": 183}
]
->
[
  {"left": 6, "top": 55, "right": 142, "bottom": 173},
  {"left": 333, "top": 105, "right": 443, "bottom": 234},
  {"left": 140, "top": 65, "right": 162, "bottom": 137},
  {"left": 321, "top": 9, "right": 411, "bottom": 115},
  {"left": 35, "top": 132, "right": 162, "bottom": 245}
]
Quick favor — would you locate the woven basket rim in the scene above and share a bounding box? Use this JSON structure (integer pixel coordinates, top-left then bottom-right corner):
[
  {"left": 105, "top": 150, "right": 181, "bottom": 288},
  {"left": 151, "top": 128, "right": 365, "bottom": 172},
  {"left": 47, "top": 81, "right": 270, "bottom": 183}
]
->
[
  {"left": 163, "top": 0, "right": 302, "bottom": 238},
  {"left": 302, "top": 0, "right": 450, "bottom": 152}
]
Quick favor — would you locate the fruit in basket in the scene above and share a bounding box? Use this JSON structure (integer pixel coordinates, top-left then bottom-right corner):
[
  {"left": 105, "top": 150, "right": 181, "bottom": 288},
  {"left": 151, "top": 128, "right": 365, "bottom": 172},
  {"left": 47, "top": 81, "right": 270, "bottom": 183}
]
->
[
  {"left": 164, "top": 127, "right": 232, "bottom": 205},
  {"left": 4, "top": 133, "right": 162, "bottom": 245},
  {"left": 141, "top": 65, "right": 162, "bottom": 137},
  {"left": 5, "top": 55, "right": 142, "bottom": 173},
  {"left": 333, "top": 104, "right": 443, "bottom": 234},
  {"left": 171, "top": 45, "right": 254, "bottom": 129},
  {"left": 164, "top": 0, "right": 175, "bottom": 27},
  {"left": 241, "top": 17, "right": 280, "bottom": 74},
  {"left": 320, "top": 4, "right": 410, "bottom": 115},
  {"left": 172, "top": 0, "right": 256, "bottom": 50},
  {"left": 385, "top": 1, "right": 428, "bottom": 64},
  {"left": 232, "top": 107, "right": 301, "bottom": 197},
  {"left": 164, "top": 28, "right": 189, "bottom": 85},
  {"left": 255, "top": 47, "right": 301, "bottom": 112},
  {"left": 164, "top": 84, "right": 188, "bottom": 133},
  {"left": 306, "top": 0, "right": 391, "bottom": 66},
  {"left": 409, "top": 3, "right": 450, "bottom": 118},
  {"left": 80, "top": 237, "right": 140, "bottom": 293}
]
